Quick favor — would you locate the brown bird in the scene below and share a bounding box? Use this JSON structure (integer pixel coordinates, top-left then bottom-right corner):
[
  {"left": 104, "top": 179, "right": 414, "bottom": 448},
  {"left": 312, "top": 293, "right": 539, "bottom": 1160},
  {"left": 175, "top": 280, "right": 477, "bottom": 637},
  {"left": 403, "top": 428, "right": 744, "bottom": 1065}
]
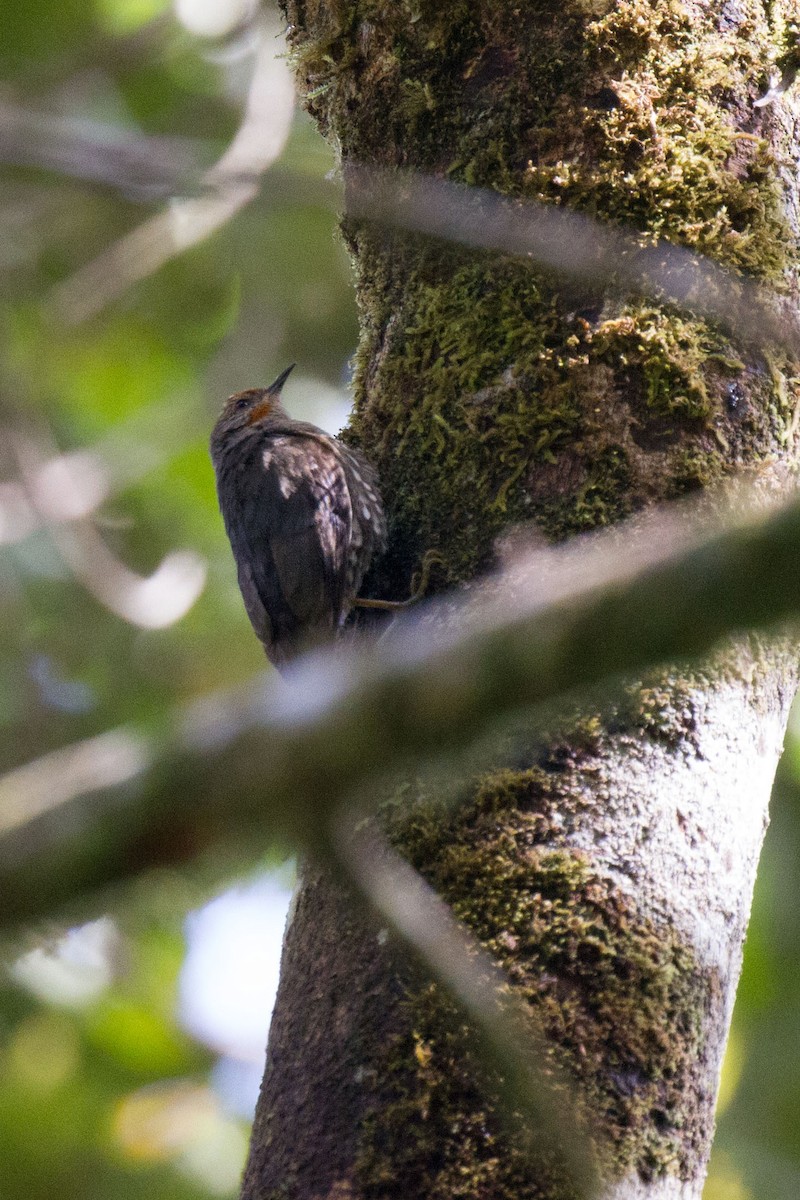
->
[{"left": 210, "top": 365, "right": 387, "bottom": 669}]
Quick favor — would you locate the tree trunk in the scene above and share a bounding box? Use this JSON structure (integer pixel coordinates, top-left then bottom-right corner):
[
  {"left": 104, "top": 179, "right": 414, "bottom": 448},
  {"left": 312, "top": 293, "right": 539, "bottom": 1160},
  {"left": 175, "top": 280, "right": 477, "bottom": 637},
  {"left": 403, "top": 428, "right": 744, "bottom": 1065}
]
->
[{"left": 242, "top": 3, "right": 800, "bottom": 1197}]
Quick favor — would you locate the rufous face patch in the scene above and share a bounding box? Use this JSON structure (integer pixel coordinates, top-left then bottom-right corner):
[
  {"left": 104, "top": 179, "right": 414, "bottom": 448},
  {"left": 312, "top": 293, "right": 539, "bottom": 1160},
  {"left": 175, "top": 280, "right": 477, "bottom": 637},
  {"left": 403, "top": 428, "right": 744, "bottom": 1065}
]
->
[{"left": 246, "top": 396, "right": 276, "bottom": 424}]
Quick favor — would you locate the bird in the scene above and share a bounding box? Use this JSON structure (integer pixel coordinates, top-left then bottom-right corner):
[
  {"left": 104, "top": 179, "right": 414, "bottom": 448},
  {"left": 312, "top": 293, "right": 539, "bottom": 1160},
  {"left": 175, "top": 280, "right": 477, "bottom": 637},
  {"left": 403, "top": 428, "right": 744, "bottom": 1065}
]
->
[{"left": 210, "top": 364, "right": 388, "bottom": 669}]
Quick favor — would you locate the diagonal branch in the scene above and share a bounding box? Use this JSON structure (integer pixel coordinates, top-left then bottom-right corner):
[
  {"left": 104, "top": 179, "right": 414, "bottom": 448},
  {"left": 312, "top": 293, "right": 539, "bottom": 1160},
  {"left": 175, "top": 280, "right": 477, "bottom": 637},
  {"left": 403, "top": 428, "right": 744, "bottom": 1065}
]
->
[
  {"left": 343, "top": 164, "right": 800, "bottom": 359},
  {"left": 2, "top": 483, "right": 800, "bottom": 929}
]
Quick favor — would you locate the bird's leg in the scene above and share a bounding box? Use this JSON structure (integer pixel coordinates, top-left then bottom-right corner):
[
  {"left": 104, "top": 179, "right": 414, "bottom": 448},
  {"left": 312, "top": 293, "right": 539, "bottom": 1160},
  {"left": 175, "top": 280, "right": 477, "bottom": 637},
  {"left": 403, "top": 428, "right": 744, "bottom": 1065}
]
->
[{"left": 354, "top": 549, "right": 445, "bottom": 612}]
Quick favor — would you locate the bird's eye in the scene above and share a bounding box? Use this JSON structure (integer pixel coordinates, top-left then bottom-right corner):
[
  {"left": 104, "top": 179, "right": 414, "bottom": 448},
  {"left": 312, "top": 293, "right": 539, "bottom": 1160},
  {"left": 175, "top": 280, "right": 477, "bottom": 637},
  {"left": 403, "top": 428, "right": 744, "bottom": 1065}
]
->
[{"left": 235, "top": 396, "right": 251, "bottom": 411}]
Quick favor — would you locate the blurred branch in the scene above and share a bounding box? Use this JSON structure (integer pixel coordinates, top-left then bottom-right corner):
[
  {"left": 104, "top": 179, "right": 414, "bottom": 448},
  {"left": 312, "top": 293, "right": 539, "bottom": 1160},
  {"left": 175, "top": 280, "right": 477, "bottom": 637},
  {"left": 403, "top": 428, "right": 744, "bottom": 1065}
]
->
[
  {"left": 22, "top": 108, "right": 800, "bottom": 356},
  {"left": 0, "top": 109, "right": 336, "bottom": 207},
  {"left": 49, "top": 14, "right": 295, "bottom": 323},
  {"left": 2, "top": 483, "right": 800, "bottom": 926},
  {"left": 8, "top": 431, "right": 207, "bottom": 629},
  {"left": 344, "top": 165, "right": 800, "bottom": 358},
  {"left": 0, "top": 392, "right": 210, "bottom": 547},
  {"left": 0, "top": 730, "right": 150, "bottom": 840},
  {"left": 0, "top": 102, "right": 212, "bottom": 199},
  {"left": 50, "top": 524, "right": 207, "bottom": 629}
]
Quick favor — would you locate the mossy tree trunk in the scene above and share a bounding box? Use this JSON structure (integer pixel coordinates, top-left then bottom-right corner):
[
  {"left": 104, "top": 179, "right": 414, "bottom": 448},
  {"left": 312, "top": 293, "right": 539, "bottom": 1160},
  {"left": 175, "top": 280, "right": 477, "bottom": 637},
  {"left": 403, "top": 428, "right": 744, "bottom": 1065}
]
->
[{"left": 242, "top": 3, "right": 800, "bottom": 1198}]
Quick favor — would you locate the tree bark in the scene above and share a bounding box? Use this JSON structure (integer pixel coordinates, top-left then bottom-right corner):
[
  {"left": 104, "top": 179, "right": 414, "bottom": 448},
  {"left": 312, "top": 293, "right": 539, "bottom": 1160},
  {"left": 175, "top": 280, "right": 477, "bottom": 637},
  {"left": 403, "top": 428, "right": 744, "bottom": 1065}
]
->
[{"left": 243, "top": 3, "right": 800, "bottom": 1197}]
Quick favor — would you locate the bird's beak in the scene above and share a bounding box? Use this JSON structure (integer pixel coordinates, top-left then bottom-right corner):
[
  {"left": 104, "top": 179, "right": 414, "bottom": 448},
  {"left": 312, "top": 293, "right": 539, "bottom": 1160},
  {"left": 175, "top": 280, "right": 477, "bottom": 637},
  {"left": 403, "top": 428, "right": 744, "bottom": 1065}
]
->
[{"left": 267, "top": 363, "right": 296, "bottom": 395}]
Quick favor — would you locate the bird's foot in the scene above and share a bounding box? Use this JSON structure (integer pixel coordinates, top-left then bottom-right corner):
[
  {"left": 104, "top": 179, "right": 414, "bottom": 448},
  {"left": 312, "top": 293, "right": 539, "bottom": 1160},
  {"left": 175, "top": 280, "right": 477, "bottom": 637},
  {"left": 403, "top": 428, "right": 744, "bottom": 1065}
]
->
[{"left": 354, "top": 548, "right": 445, "bottom": 612}]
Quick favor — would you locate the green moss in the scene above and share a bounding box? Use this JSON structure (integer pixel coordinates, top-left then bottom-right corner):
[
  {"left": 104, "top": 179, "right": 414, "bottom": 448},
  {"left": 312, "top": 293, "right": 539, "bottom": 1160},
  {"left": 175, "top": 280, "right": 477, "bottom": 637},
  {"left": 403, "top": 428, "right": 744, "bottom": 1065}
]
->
[
  {"left": 359, "top": 687, "right": 740, "bottom": 1194},
  {"left": 350, "top": 239, "right": 761, "bottom": 574},
  {"left": 286, "top": 2, "right": 585, "bottom": 185},
  {"left": 615, "top": 678, "right": 702, "bottom": 750},
  {"left": 666, "top": 447, "right": 725, "bottom": 494},
  {"left": 356, "top": 828, "right": 719, "bottom": 1195},
  {"left": 591, "top": 308, "right": 726, "bottom": 421},
  {"left": 523, "top": 0, "right": 791, "bottom": 280},
  {"left": 349, "top": 243, "right": 588, "bottom": 579},
  {"left": 356, "top": 980, "right": 578, "bottom": 1200},
  {"left": 289, "top": 1, "right": 792, "bottom": 280},
  {"left": 775, "top": 19, "right": 800, "bottom": 78}
]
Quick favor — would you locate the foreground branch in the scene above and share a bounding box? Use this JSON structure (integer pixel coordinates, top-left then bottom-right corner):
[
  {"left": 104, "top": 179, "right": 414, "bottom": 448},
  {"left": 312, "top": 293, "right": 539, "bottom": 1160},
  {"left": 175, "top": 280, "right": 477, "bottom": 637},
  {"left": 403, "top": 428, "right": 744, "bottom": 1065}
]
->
[{"left": 1, "top": 486, "right": 799, "bottom": 929}]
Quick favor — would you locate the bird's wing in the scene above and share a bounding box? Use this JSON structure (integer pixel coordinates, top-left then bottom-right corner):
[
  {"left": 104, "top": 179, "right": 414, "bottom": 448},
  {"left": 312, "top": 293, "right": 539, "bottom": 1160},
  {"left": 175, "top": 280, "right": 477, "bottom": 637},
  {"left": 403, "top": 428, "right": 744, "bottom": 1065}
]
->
[{"left": 237, "top": 434, "right": 352, "bottom": 644}]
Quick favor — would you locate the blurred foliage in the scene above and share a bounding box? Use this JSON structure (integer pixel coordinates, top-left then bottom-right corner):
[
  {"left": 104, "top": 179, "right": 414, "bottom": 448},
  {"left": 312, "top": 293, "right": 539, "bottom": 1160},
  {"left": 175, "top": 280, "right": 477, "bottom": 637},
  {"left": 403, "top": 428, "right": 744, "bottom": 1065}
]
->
[
  {"left": 0, "top": 1, "right": 799, "bottom": 1197},
  {"left": 706, "top": 745, "right": 800, "bottom": 1200},
  {"left": 0, "top": 0, "right": 357, "bottom": 761},
  {"left": 0, "top": 0, "right": 353, "bottom": 1195}
]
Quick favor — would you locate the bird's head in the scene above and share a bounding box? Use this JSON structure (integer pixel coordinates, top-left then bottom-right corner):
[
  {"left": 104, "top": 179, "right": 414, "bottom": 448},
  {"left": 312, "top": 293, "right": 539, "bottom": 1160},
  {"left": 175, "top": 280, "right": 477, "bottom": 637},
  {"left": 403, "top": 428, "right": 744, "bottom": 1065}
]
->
[{"left": 211, "top": 364, "right": 296, "bottom": 448}]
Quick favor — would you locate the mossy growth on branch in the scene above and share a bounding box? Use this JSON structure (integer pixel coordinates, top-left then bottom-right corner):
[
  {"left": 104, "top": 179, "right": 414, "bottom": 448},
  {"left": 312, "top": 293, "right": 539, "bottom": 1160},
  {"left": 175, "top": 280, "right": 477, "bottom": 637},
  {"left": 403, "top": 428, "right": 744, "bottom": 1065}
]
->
[
  {"left": 286, "top": 0, "right": 792, "bottom": 279},
  {"left": 522, "top": 0, "right": 793, "bottom": 281}
]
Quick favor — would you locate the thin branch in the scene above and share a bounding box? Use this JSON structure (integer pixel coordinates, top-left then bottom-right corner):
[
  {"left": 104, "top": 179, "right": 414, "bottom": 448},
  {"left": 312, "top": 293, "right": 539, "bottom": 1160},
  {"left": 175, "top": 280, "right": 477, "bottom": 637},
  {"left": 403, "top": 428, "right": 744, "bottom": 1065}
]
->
[
  {"left": 48, "top": 13, "right": 295, "bottom": 323},
  {"left": 10, "top": 433, "right": 207, "bottom": 630},
  {"left": 0, "top": 731, "right": 150, "bottom": 841},
  {"left": 0, "top": 102, "right": 210, "bottom": 199},
  {"left": 343, "top": 164, "right": 800, "bottom": 358}
]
